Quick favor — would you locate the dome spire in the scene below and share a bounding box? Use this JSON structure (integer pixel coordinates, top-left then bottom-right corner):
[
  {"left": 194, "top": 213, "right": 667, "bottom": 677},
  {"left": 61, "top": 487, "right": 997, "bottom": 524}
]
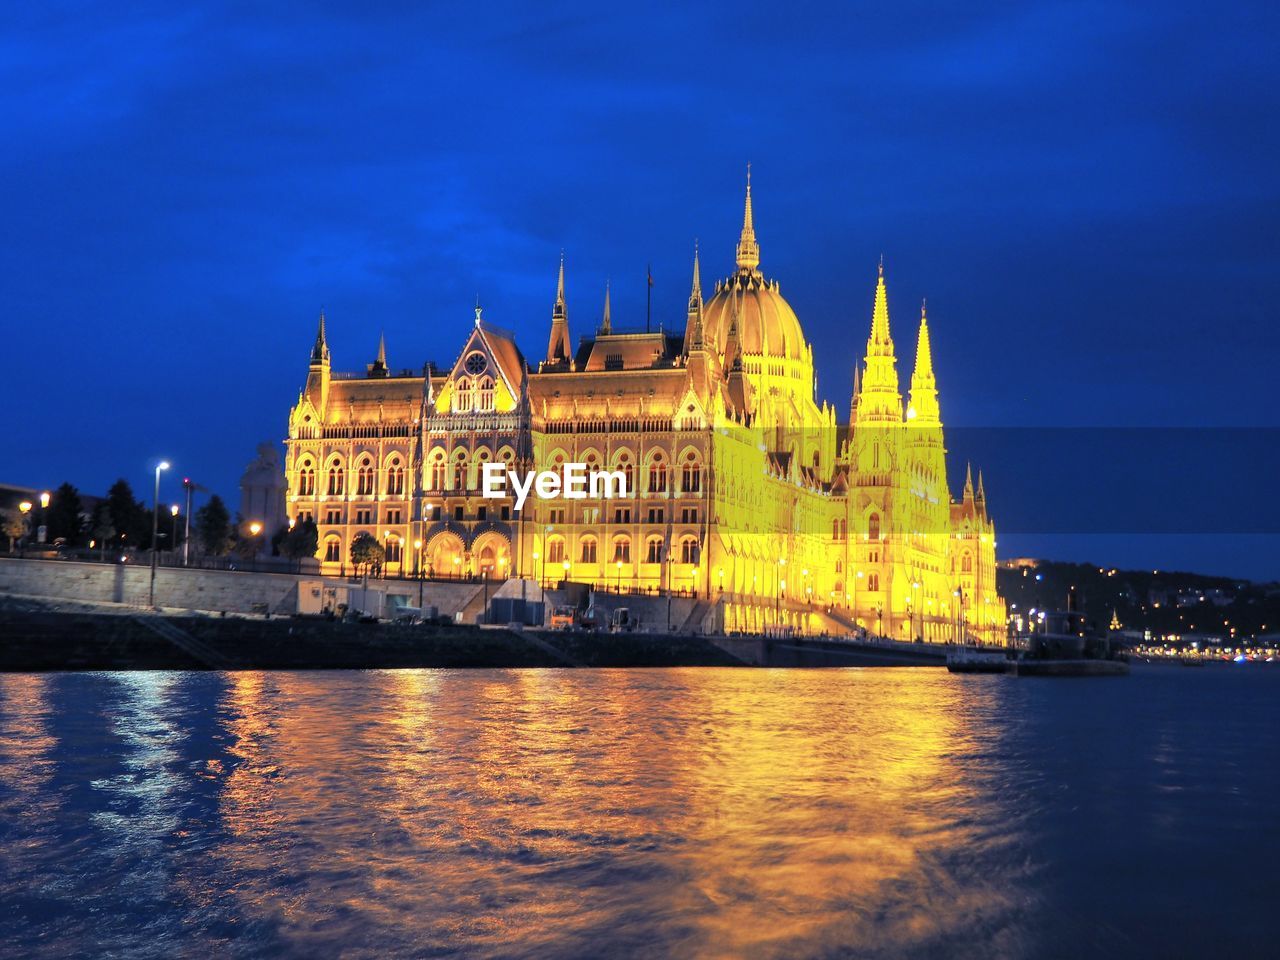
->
[{"left": 735, "top": 163, "right": 760, "bottom": 273}]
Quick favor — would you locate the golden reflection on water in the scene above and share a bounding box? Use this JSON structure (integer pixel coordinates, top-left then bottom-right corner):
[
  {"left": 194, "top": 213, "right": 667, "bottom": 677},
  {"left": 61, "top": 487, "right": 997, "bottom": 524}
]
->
[{"left": 1, "top": 669, "right": 1031, "bottom": 958}]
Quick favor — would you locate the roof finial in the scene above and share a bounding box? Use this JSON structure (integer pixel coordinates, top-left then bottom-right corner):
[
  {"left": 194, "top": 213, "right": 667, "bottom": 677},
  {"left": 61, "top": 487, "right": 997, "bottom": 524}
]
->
[
  {"left": 474, "top": 295, "right": 482, "bottom": 325},
  {"left": 600, "top": 280, "right": 612, "bottom": 334},
  {"left": 735, "top": 164, "right": 760, "bottom": 272},
  {"left": 879, "top": 253, "right": 884, "bottom": 277}
]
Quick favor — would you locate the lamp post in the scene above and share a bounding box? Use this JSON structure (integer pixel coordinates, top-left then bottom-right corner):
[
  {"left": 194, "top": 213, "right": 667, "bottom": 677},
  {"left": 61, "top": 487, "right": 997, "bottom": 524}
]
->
[
  {"left": 170, "top": 505, "right": 180, "bottom": 558},
  {"left": 532, "top": 550, "right": 541, "bottom": 588},
  {"left": 249, "top": 521, "right": 262, "bottom": 573},
  {"left": 615, "top": 558, "right": 622, "bottom": 593},
  {"left": 17, "top": 501, "right": 32, "bottom": 556},
  {"left": 149, "top": 461, "right": 170, "bottom": 607},
  {"left": 910, "top": 580, "right": 921, "bottom": 642},
  {"left": 414, "top": 539, "right": 424, "bottom": 609},
  {"left": 181, "top": 477, "right": 194, "bottom": 567},
  {"left": 38, "top": 491, "right": 50, "bottom": 544}
]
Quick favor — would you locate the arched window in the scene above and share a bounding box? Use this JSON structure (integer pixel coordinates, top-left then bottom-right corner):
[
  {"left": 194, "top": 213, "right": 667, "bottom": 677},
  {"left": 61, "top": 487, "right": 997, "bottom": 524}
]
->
[
  {"left": 454, "top": 378, "right": 472, "bottom": 412},
  {"left": 452, "top": 450, "right": 468, "bottom": 490},
  {"left": 298, "top": 462, "right": 315, "bottom": 496},
  {"left": 648, "top": 454, "right": 667, "bottom": 494},
  {"left": 868, "top": 513, "right": 881, "bottom": 541},
  {"left": 477, "top": 377, "right": 495, "bottom": 411},
  {"left": 386, "top": 460, "right": 404, "bottom": 496},
  {"left": 681, "top": 453, "right": 701, "bottom": 493},
  {"left": 580, "top": 537, "right": 598, "bottom": 564},
  {"left": 429, "top": 453, "right": 447, "bottom": 491},
  {"left": 868, "top": 573, "right": 880, "bottom": 592},
  {"left": 833, "top": 518, "right": 846, "bottom": 541},
  {"left": 357, "top": 458, "right": 374, "bottom": 496},
  {"left": 961, "top": 553, "right": 973, "bottom": 573},
  {"left": 619, "top": 455, "right": 635, "bottom": 494},
  {"left": 680, "top": 536, "right": 699, "bottom": 564},
  {"left": 327, "top": 463, "right": 344, "bottom": 496},
  {"left": 385, "top": 536, "right": 402, "bottom": 565},
  {"left": 546, "top": 536, "right": 566, "bottom": 564},
  {"left": 645, "top": 536, "right": 664, "bottom": 564},
  {"left": 612, "top": 536, "right": 631, "bottom": 563},
  {"left": 324, "top": 536, "right": 341, "bottom": 562}
]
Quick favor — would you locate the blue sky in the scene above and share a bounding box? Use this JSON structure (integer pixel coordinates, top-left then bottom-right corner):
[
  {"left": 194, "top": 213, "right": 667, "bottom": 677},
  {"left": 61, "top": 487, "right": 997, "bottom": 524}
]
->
[{"left": 4, "top": 1, "right": 1278, "bottom": 577}]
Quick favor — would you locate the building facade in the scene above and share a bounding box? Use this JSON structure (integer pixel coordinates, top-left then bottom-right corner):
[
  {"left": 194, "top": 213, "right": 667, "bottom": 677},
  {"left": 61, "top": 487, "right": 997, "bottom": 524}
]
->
[{"left": 283, "top": 178, "right": 1005, "bottom": 642}]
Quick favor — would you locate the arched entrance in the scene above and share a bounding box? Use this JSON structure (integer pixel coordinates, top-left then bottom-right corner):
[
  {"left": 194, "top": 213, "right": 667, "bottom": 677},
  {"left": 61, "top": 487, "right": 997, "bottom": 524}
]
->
[
  {"left": 472, "top": 531, "right": 512, "bottom": 580},
  {"left": 427, "top": 532, "right": 466, "bottom": 579}
]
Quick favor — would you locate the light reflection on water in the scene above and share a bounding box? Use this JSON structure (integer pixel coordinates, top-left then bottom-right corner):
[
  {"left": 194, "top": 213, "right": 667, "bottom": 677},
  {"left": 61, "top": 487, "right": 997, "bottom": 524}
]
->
[{"left": 0, "top": 667, "right": 1276, "bottom": 959}]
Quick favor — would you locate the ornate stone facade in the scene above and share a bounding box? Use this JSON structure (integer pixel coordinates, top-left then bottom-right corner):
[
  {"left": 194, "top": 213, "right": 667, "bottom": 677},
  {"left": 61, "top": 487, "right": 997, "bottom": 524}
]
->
[{"left": 283, "top": 177, "right": 1005, "bottom": 642}]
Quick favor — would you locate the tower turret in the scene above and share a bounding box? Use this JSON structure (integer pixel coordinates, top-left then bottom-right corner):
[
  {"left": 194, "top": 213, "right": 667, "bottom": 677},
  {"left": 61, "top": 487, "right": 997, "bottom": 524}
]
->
[
  {"left": 907, "top": 300, "right": 940, "bottom": 425},
  {"left": 857, "top": 260, "right": 901, "bottom": 422},
  {"left": 684, "top": 243, "right": 705, "bottom": 354},
  {"left": 368, "top": 331, "right": 388, "bottom": 377},
  {"left": 305, "top": 309, "right": 331, "bottom": 413},
  {"left": 599, "top": 281, "right": 612, "bottom": 335},
  {"left": 546, "top": 254, "right": 572, "bottom": 365}
]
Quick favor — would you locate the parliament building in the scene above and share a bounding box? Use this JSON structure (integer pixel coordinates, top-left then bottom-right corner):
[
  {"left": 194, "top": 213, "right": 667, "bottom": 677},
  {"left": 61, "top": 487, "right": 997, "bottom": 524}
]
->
[{"left": 283, "top": 177, "right": 1005, "bottom": 642}]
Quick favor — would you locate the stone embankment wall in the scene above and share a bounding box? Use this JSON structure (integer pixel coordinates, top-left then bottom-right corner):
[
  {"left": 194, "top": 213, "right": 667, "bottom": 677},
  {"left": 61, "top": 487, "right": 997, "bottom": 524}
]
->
[{"left": 0, "top": 558, "right": 482, "bottom": 618}]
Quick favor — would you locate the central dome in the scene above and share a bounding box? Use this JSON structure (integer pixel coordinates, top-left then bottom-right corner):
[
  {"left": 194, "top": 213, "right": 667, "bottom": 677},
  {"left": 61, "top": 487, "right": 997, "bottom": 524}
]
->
[
  {"left": 700, "top": 172, "right": 808, "bottom": 362},
  {"left": 702, "top": 272, "right": 807, "bottom": 361}
]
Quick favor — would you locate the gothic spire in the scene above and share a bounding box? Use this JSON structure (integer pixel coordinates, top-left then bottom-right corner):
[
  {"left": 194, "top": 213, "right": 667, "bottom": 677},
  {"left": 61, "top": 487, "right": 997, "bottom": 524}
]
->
[
  {"left": 908, "top": 299, "right": 940, "bottom": 424},
  {"left": 546, "top": 253, "right": 572, "bottom": 365},
  {"left": 377, "top": 330, "right": 387, "bottom": 367},
  {"left": 976, "top": 469, "right": 986, "bottom": 504},
  {"left": 735, "top": 164, "right": 760, "bottom": 273},
  {"left": 600, "top": 281, "right": 612, "bottom": 335},
  {"left": 963, "top": 462, "right": 974, "bottom": 502},
  {"left": 857, "top": 261, "right": 901, "bottom": 421},
  {"left": 311, "top": 309, "right": 330, "bottom": 364},
  {"left": 684, "top": 242, "right": 705, "bottom": 355}
]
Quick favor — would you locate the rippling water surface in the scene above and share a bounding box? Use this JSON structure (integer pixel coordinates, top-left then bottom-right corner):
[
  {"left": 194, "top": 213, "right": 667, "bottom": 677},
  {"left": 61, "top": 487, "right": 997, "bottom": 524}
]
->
[{"left": 1, "top": 666, "right": 1276, "bottom": 958}]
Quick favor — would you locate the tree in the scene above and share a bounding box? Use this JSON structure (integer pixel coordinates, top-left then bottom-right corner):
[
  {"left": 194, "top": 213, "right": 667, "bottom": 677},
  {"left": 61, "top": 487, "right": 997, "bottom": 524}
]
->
[
  {"left": 1, "top": 509, "right": 25, "bottom": 553},
  {"left": 90, "top": 503, "right": 115, "bottom": 561},
  {"left": 350, "top": 531, "right": 384, "bottom": 577},
  {"left": 280, "top": 519, "right": 319, "bottom": 567},
  {"left": 195, "top": 495, "right": 233, "bottom": 557},
  {"left": 47, "top": 482, "right": 85, "bottom": 546},
  {"left": 106, "top": 478, "right": 146, "bottom": 548}
]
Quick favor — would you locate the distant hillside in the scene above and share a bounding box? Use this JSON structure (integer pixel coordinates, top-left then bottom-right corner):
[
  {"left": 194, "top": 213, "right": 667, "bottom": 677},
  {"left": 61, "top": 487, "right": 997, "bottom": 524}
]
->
[{"left": 997, "top": 559, "right": 1280, "bottom": 641}]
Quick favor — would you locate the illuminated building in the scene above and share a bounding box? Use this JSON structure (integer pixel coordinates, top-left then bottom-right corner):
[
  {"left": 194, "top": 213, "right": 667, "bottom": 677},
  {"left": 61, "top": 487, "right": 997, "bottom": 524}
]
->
[{"left": 284, "top": 174, "right": 1005, "bottom": 642}]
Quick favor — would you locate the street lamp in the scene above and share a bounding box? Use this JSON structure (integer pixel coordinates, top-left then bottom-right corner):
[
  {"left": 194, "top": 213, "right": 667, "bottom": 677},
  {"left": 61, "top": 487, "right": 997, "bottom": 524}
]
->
[
  {"left": 149, "top": 461, "right": 170, "bottom": 607},
  {"left": 248, "top": 521, "right": 262, "bottom": 573},
  {"left": 170, "top": 504, "right": 180, "bottom": 556},
  {"left": 17, "top": 501, "right": 32, "bottom": 556},
  {"left": 616, "top": 558, "right": 622, "bottom": 593}
]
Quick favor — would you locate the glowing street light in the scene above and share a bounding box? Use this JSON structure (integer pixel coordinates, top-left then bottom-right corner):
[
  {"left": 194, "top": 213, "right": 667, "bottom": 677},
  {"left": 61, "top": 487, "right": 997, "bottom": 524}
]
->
[{"left": 149, "top": 461, "right": 170, "bottom": 607}]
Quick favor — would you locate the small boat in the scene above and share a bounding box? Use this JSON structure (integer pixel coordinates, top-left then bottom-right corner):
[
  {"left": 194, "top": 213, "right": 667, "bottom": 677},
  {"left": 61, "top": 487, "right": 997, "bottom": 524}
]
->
[{"left": 946, "top": 648, "right": 1010, "bottom": 674}]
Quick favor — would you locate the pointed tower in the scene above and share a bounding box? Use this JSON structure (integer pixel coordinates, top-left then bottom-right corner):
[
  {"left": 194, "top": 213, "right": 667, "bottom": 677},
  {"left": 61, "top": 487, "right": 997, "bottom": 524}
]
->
[
  {"left": 599, "top": 281, "right": 612, "bottom": 335},
  {"left": 858, "top": 260, "right": 901, "bottom": 423},
  {"left": 849, "top": 364, "right": 861, "bottom": 425},
  {"left": 735, "top": 165, "right": 760, "bottom": 274},
  {"left": 546, "top": 254, "right": 572, "bottom": 366},
  {"left": 907, "top": 300, "right": 940, "bottom": 425},
  {"left": 963, "top": 462, "right": 975, "bottom": 503},
  {"left": 975, "top": 470, "right": 987, "bottom": 514},
  {"left": 305, "top": 309, "right": 331, "bottom": 413},
  {"left": 684, "top": 242, "right": 704, "bottom": 353},
  {"left": 368, "top": 331, "right": 388, "bottom": 377}
]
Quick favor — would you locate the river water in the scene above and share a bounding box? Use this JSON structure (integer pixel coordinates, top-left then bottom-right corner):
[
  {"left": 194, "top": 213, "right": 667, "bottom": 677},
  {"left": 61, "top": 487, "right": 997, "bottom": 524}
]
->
[{"left": 1, "top": 666, "right": 1276, "bottom": 958}]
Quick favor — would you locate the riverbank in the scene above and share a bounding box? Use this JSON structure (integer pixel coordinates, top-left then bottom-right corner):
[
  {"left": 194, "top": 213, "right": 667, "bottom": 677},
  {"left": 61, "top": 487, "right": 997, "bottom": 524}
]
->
[{"left": 0, "top": 597, "right": 745, "bottom": 671}]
